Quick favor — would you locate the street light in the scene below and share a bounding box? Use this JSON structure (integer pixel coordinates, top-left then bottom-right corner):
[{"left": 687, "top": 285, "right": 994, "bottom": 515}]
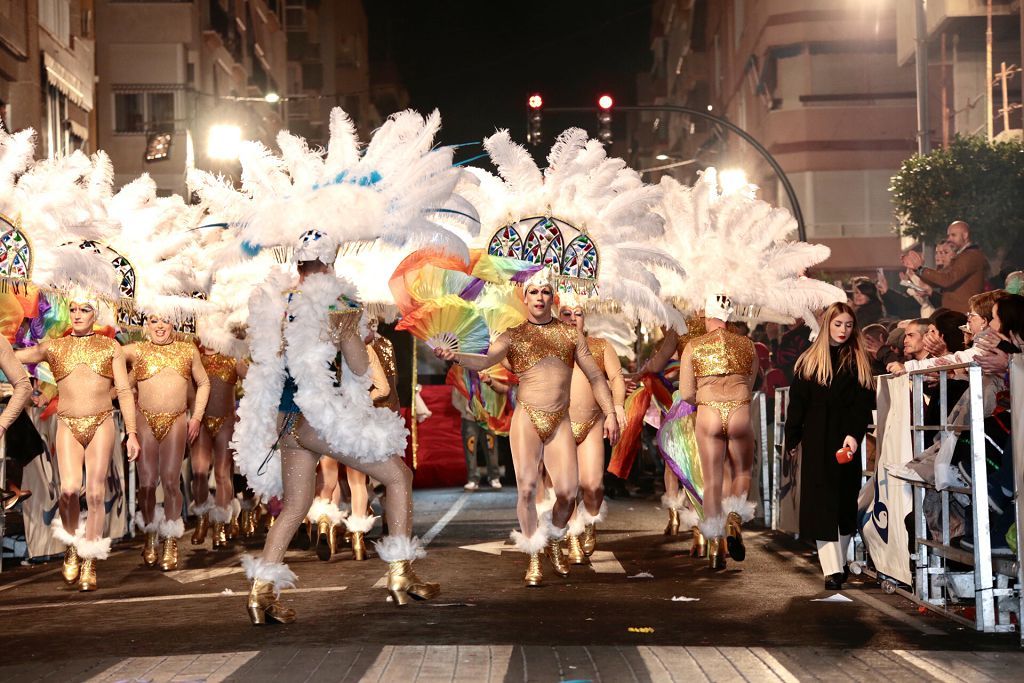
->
[
  {"left": 655, "top": 153, "right": 671, "bottom": 161},
  {"left": 207, "top": 124, "right": 243, "bottom": 161},
  {"left": 264, "top": 92, "right": 281, "bottom": 104},
  {"left": 718, "top": 168, "right": 751, "bottom": 195}
]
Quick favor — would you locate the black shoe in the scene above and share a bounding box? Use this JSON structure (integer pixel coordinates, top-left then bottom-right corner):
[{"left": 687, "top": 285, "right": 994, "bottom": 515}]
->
[
  {"left": 825, "top": 573, "right": 844, "bottom": 590},
  {"left": 726, "top": 535, "right": 746, "bottom": 562}
]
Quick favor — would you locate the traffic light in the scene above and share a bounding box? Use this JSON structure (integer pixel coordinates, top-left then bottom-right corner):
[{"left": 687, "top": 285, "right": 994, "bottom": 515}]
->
[
  {"left": 527, "top": 93, "right": 543, "bottom": 146},
  {"left": 597, "top": 94, "right": 613, "bottom": 144}
]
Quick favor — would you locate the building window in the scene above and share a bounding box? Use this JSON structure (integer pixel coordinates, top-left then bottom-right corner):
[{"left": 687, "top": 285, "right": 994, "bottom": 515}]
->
[
  {"left": 45, "top": 84, "right": 82, "bottom": 158},
  {"left": 114, "top": 91, "right": 176, "bottom": 133},
  {"left": 38, "top": 0, "right": 70, "bottom": 45}
]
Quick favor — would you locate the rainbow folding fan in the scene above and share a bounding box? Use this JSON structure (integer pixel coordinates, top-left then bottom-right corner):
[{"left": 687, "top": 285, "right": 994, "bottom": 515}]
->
[{"left": 397, "top": 294, "right": 490, "bottom": 354}]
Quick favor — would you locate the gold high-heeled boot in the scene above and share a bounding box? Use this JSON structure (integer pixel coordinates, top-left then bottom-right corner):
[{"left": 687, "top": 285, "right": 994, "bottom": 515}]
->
[
  {"left": 329, "top": 525, "right": 340, "bottom": 556},
  {"left": 726, "top": 511, "right": 746, "bottom": 561},
  {"left": 247, "top": 579, "right": 296, "bottom": 625},
  {"left": 238, "top": 508, "right": 252, "bottom": 538},
  {"left": 78, "top": 558, "right": 97, "bottom": 591},
  {"left": 664, "top": 508, "right": 680, "bottom": 535},
  {"left": 386, "top": 560, "right": 440, "bottom": 606},
  {"left": 566, "top": 534, "right": 589, "bottom": 565},
  {"left": 351, "top": 531, "right": 367, "bottom": 561},
  {"left": 191, "top": 514, "right": 209, "bottom": 546},
  {"left": 524, "top": 552, "right": 543, "bottom": 587},
  {"left": 62, "top": 546, "right": 81, "bottom": 584},
  {"left": 250, "top": 503, "right": 263, "bottom": 535},
  {"left": 212, "top": 522, "right": 228, "bottom": 549},
  {"left": 545, "top": 537, "right": 570, "bottom": 577},
  {"left": 581, "top": 524, "right": 597, "bottom": 556},
  {"left": 315, "top": 516, "right": 333, "bottom": 562},
  {"left": 142, "top": 532, "right": 159, "bottom": 567},
  {"left": 708, "top": 537, "right": 727, "bottom": 571},
  {"left": 228, "top": 514, "right": 241, "bottom": 539},
  {"left": 159, "top": 537, "right": 179, "bottom": 571},
  {"left": 690, "top": 526, "right": 708, "bottom": 558}
]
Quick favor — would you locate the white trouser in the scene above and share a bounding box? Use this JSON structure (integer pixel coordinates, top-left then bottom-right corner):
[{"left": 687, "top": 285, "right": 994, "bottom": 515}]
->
[{"left": 816, "top": 534, "right": 851, "bottom": 576}]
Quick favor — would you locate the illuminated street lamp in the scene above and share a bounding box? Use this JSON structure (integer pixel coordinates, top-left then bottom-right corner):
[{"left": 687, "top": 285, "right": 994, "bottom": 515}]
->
[
  {"left": 655, "top": 153, "right": 670, "bottom": 161},
  {"left": 718, "top": 168, "right": 752, "bottom": 196},
  {"left": 264, "top": 92, "right": 281, "bottom": 104},
  {"left": 207, "top": 124, "right": 243, "bottom": 161}
]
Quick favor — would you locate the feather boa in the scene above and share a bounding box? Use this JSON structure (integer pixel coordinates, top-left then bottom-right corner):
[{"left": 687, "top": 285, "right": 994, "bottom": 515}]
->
[{"left": 232, "top": 272, "right": 407, "bottom": 499}]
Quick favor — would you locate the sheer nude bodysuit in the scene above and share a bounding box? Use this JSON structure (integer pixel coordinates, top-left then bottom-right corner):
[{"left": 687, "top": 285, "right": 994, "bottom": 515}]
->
[
  {"left": 125, "top": 340, "right": 211, "bottom": 526},
  {"left": 569, "top": 337, "right": 625, "bottom": 515},
  {"left": 261, "top": 313, "right": 412, "bottom": 568},
  {"left": 456, "top": 320, "right": 614, "bottom": 534},
  {"left": 192, "top": 352, "right": 245, "bottom": 512},
  {"left": 678, "top": 326, "right": 758, "bottom": 520},
  {"left": 18, "top": 334, "right": 138, "bottom": 542}
]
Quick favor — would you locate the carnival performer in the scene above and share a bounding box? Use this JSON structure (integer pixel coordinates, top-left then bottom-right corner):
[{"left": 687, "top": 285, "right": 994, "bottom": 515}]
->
[
  {"left": 677, "top": 296, "right": 758, "bottom": 570},
  {"left": 558, "top": 302, "right": 625, "bottom": 563},
  {"left": 784, "top": 302, "right": 875, "bottom": 590},
  {"left": 17, "top": 300, "right": 141, "bottom": 590},
  {"left": 190, "top": 347, "right": 246, "bottom": 549},
  {"left": 119, "top": 317, "right": 209, "bottom": 571},
  {"left": 0, "top": 334, "right": 33, "bottom": 492},
  {"left": 435, "top": 268, "right": 620, "bottom": 585},
  {"left": 236, "top": 236, "right": 437, "bottom": 625},
  {"left": 654, "top": 169, "right": 846, "bottom": 570},
  {"left": 637, "top": 315, "right": 707, "bottom": 552}
]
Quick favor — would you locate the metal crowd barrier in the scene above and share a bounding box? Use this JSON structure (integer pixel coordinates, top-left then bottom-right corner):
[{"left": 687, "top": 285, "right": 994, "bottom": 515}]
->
[{"left": 772, "top": 362, "right": 1024, "bottom": 637}]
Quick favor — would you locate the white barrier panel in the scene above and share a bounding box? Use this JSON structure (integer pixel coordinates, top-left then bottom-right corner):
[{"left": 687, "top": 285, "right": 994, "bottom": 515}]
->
[
  {"left": 772, "top": 387, "right": 801, "bottom": 536},
  {"left": 860, "top": 375, "right": 914, "bottom": 586}
]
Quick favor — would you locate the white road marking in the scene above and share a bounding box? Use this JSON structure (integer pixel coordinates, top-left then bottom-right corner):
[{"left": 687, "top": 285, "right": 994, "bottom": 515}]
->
[
  {"left": 164, "top": 566, "right": 245, "bottom": 584},
  {"left": 459, "top": 540, "right": 514, "bottom": 556},
  {"left": 589, "top": 550, "right": 625, "bottom": 574},
  {"left": 0, "top": 585, "right": 346, "bottom": 612},
  {"left": 891, "top": 650, "right": 965, "bottom": 682}
]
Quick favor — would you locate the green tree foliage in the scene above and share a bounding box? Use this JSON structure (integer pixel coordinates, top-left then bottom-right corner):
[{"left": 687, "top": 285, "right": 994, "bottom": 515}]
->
[{"left": 890, "top": 135, "right": 1024, "bottom": 262}]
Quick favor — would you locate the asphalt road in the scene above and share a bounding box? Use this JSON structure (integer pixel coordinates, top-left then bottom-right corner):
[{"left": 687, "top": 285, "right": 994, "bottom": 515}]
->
[{"left": 0, "top": 488, "right": 1020, "bottom": 681}]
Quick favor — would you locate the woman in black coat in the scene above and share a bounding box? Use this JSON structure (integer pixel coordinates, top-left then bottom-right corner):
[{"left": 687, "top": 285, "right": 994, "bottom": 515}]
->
[{"left": 784, "top": 302, "right": 876, "bottom": 590}]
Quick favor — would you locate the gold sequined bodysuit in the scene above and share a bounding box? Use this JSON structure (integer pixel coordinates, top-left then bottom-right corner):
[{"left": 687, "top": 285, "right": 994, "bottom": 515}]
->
[
  {"left": 45, "top": 334, "right": 138, "bottom": 446},
  {"left": 133, "top": 340, "right": 210, "bottom": 442},
  {"left": 458, "top": 320, "right": 614, "bottom": 443},
  {"left": 201, "top": 352, "right": 239, "bottom": 437},
  {"left": 569, "top": 337, "right": 626, "bottom": 444},
  {"left": 679, "top": 327, "right": 757, "bottom": 435}
]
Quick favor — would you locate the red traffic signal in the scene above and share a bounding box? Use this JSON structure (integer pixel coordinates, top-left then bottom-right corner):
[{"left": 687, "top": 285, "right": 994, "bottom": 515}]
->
[
  {"left": 528, "top": 94, "right": 543, "bottom": 109},
  {"left": 598, "top": 94, "right": 614, "bottom": 110}
]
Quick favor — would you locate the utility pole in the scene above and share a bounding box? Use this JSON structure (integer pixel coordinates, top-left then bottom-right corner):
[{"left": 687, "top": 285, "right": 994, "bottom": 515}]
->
[{"left": 914, "top": 0, "right": 931, "bottom": 154}]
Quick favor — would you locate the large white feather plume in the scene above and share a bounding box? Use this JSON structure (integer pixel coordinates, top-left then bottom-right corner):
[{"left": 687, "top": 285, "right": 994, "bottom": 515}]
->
[{"left": 656, "top": 170, "right": 844, "bottom": 320}]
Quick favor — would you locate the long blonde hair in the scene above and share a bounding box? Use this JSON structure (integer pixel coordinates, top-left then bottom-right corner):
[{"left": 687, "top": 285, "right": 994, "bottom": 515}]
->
[{"left": 794, "top": 302, "right": 875, "bottom": 389}]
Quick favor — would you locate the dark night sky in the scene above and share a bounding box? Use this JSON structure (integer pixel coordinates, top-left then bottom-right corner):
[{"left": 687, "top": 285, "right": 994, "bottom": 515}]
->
[{"left": 365, "top": 1, "right": 653, "bottom": 157}]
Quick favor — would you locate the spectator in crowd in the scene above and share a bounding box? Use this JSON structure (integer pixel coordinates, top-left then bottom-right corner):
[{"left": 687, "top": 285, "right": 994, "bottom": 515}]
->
[
  {"left": 889, "top": 319, "right": 930, "bottom": 372},
  {"left": 860, "top": 323, "right": 889, "bottom": 375},
  {"left": 902, "top": 221, "right": 989, "bottom": 313},
  {"left": 925, "top": 309, "right": 969, "bottom": 357},
  {"left": 876, "top": 326, "right": 906, "bottom": 371},
  {"left": 776, "top": 318, "right": 812, "bottom": 383},
  {"left": 849, "top": 277, "right": 885, "bottom": 327}
]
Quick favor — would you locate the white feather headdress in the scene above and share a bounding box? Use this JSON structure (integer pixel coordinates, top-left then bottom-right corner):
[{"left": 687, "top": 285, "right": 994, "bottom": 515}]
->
[
  {"left": 657, "top": 169, "right": 844, "bottom": 328},
  {"left": 0, "top": 126, "right": 119, "bottom": 301},
  {"left": 463, "top": 129, "right": 686, "bottom": 331}
]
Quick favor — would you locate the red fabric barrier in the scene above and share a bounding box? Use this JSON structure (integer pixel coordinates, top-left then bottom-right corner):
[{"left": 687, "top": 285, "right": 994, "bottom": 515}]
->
[{"left": 411, "top": 384, "right": 466, "bottom": 488}]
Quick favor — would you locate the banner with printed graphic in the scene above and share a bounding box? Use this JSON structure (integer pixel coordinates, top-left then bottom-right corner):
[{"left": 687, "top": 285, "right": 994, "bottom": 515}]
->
[{"left": 860, "top": 375, "right": 913, "bottom": 586}]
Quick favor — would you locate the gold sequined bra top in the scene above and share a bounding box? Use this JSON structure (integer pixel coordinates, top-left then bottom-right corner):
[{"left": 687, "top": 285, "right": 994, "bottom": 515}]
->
[
  {"left": 690, "top": 328, "right": 755, "bottom": 378},
  {"left": 134, "top": 340, "right": 193, "bottom": 381},
  {"left": 587, "top": 337, "right": 607, "bottom": 374},
  {"left": 46, "top": 334, "right": 117, "bottom": 382},
  {"left": 201, "top": 352, "right": 238, "bottom": 384},
  {"left": 504, "top": 320, "right": 578, "bottom": 375}
]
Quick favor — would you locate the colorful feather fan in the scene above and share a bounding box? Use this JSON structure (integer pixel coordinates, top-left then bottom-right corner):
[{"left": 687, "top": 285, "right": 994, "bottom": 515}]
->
[{"left": 658, "top": 397, "right": 704, "bottom": 513}]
